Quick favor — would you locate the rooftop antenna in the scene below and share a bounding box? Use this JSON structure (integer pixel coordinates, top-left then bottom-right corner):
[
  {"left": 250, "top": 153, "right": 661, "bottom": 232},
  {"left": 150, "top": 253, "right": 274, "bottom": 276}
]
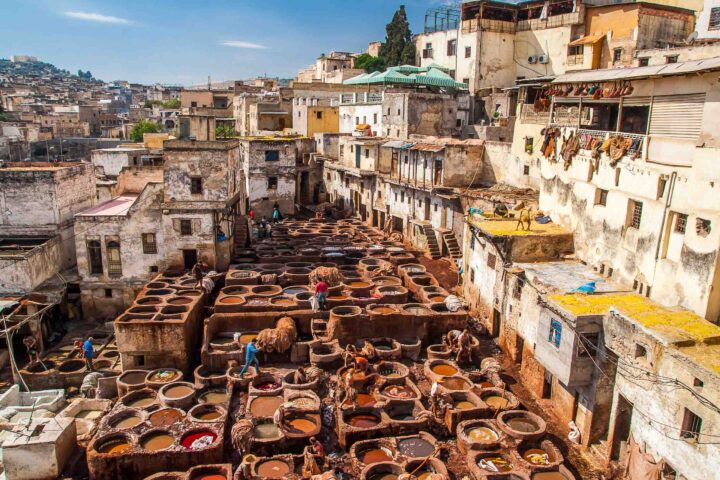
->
[{"left": 208, "top": 75, "right": 211, "bottom": 91}]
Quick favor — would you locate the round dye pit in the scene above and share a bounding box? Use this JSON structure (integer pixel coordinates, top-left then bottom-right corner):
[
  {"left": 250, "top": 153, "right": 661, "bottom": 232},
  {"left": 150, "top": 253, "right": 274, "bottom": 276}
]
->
[
  {"left": 361, "top": 448, "right": 393, "bottom": 464},
  {"left": 347, "top": 413, "right": 380, "bottom": 428},
  {"left": 75, "top": 409, "right": 103, "bottom": 419},
  {"left": 256, "top": 459, "right": 291, "bottom": 478},
  {"left": 454, "top": 400, "right": 476, "bottom": 410},
  {"left": 533, "top": 472, "right": 568, "bottom": 480},
  {"left": 382, "top": 385, "right": 414, "bottom": 399},
  {"left": 346, "top": 393, "right": 376, "bottom": 407},
  {"left": 96, "top": 437, "right": 132, "bottom": 455},
  {"left": 238, "top": 333, "right": 258, "bottom": 344},
  {"left": 483, "top": 395, "right": 509, "bottom": 409},
  {"left": 195, "top": 410, "right": 223, "bottom": 421},
  {"left": 149, "top": 408, "right": 184, "bottom": 427},
  {"left": 397, "top": 438, "right": 434, "bottom": 458},
  {"left": 507, "top": 417, "right": 540, "bottom": 433},
  {"left": 141, "top": 431, "right": 175, "bottom": 451},
  {"left": 109, "top": 412, "right": 143, "bottom": 429},
  {"left": 181, "top": 430, "right": 217, "bottom": 450},
  {"left": 478, "top": 455, "right": 513, "bottom": 472},
  {"left": 524, "top": 448, "right": 551, "bottom": 465},
  {"left": 254, "top": 380, "right": 281, "bottom": 391},
  {"left": 147, "top": 369, "right": 180, "bottom": 383},
  {"left": 254, "top": 423, "right": 281, "bottom": 439},
  {"left": 58, "top": 359, "right": 86, "bottom": 372},
  {"left": 218, "top": 296, "right": 244, "bottom": 304},
  {"left": 120, "top": 371, "right": 149, "bottom": 386},
  {"left": 284, "top": 415, "right": 317, "bottom": 434},
  {"left": 199, "top": 389, "right": 229, "bottom": 404},
  {"left": 163, "top": 384, "right": 194, "bottom": 399},
  {"left": 431, "top": 364, "right": 458, "bottom": 376},
  {"left": 467, "top": 426, "right": 499, "bottom": 443},
  {"left": 438, "top": 376, "right": 472, "bottom": 391},
  {"left": 249, "top": 396, "right": 283, "bottom": 417},
  {"left": 192, "top": 475, "right": 226, "bottom": 480},
  {"left": 372, "top": 306, "right": 396, "bottom": 314},
  {"left": 124, "top": 394, "right": 155, "bottom": 408}
]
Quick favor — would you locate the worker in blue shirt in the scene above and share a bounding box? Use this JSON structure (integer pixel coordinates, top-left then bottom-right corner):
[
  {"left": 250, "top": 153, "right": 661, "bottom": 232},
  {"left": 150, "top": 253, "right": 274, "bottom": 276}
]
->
[
  {"left": 82, "top": 336, "right": 95, "bottom": 371},
  {"left": 239, "top": 338, "right": 261, "bottom": 377}
]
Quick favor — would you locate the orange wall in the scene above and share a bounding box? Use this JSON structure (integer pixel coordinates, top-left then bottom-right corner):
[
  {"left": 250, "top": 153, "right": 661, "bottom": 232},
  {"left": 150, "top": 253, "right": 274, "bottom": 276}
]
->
[{"left": 586, "top": 5, "right": 640, "bottom": 40}]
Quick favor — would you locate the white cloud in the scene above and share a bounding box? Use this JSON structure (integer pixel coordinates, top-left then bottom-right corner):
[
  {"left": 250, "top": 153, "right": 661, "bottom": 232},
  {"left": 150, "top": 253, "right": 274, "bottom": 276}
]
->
[
  {"left": 62, "top": 11, "right": 133, "bottom": 25},
  {"left": 221, "top": 40, "right": 267, "bottom": 50}
]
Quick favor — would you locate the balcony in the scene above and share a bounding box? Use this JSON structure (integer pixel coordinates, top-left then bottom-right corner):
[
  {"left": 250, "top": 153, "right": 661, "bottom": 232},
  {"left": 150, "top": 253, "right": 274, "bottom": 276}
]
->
[
  {"left": 567, "top": 54, "right": 584, "bottom": 66},
  {"left": 516, "top": 9, "right": 582, "bottom": 31},
  {"left": 462, "top": 18, "right": 516, "bottom": 34},
  {"left": 339, "top": 92, "right": 384, "bottom": 106},
  {"left": 520, "top": 104, "right": 550, "bottom": 125}
]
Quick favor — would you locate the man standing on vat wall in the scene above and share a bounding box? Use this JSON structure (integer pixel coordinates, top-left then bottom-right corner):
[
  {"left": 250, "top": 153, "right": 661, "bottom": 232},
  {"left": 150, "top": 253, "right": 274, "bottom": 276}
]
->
[{"left": 82, "top": 336, "right": 95, "bottom": 371}]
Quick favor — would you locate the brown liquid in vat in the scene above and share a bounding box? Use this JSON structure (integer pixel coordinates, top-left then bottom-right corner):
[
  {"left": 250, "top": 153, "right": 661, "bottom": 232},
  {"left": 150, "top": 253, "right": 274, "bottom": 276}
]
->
[
  {"left": 200, "top": 390, "right": 229, "bottom": 404},
  {"left": 141, "top": 432, "right": 174, "bottom": 451},
  {"left": 114, "top": 415, "right": 142, "bottom": 429},
  {"left": 249, "top": 396, "right": 283, "bottom": 416},
  {"left": 431, "top": 364, "right": 458, "bottom": 376},
  {"left": 196, "top": 410, "right": 223, "bottom": 421},
  {"left": 164, "top": 385, "right": 193, "bottom": 399},
  {"left": 484, "top": 396, "right": 509, "bottom": 409},
  {"left": 361, "top": 448, "right": 393, "bottom": 464},
  {"left": 256, "top": 459, "right": 290, "bottom": 478},
  {"left": 532, "top": 472, "right": 567, "bottom": 480},
  {"left": 97, "top": 440, "right": 131, "bottom": 454},
  {"left": 348, "top": 414, "right": 380, "bottom": 428},
  {"left": 126, "top": 396, "right": 154, "bottom": 408},
  {"left": 149, "top": 409, "right": 183, "bottom": 427},
  {"left": 468, "top": 427, "right": 499, "bottom": 442},
  {"left": 285, "top": 416, "right": 316, "bottom": 433},
  {"left": 239, "top": 333, "right": 257, "bottom": 344},
  {"left": 507, "top": 417, "right": 538, "bottom": 433},
  {"left": 454, "top": 400, "right": 475, "bottom": 410},
  {"left": 524, "top": 448, "right": 550, "bottom": 465}
]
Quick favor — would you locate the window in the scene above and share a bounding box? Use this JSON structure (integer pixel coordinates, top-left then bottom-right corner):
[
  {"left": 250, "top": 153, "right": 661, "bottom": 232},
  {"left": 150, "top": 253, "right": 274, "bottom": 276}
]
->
[
  {"left": 355, "top": 117, "right": 359, "bottom": 125},
  {"left": 180, "top": 219, "right": 193, "bottom": 236},
  {"left": 628, "top": 200, "right": 643, "bottom": 229},
  {"left": 316, "top": 111, "right": 323, "bottom": 120},
  {"left": 674, "top": 214, "right": 688, "bottom": 234},
  {"left": 142, "top": 233, "right": 157, "bottom": 254},
  {"left": 190, "top": 101, "right": 197, "bottom": 108},
  {"left": 666, "top": 55, "right": 679, "bottom": 64},
  {"left": 87, "top": 240, "right": 103, "bottom": 275},
  {"left": 710, "top": 7, "right": 720, "bottom": 30},
  {"left": 149, "top": 265, "right": 159, "bottom": 273},
  {"left": 613, "top": 48, "right": 623, "bottom": 62},
  {"left": 634, "top": 343, "right": 647, "bottom": 359},
  {"left": 596, "top": 189, "right": 608, "bottom": 206},
  {"left": 523, "top": 165, "right": 530, "bottom": 176},
  {"left": 400, "top": 191, "right": 405, "bottom": 202},
  {"left": 373, "top": 113, "right": 377, "bottom": 123},
  {"left": 268, "top": 176, "right": 278, "bottom": 189},
  {"left": 365, "top": 148, "right": 369, "bottom": 158},
  {"left": 104, "top": 288, "right": 113, "bottom": 298},
  {"left": 462, "top": 77, "right": 470, "bottom": 85},
  {"left": 190, "top": 177, "right": 203, "bottom": 194},
  {"left": 447, "top": 39, "right": 457, "bottom": 56},
  {"left": 470, "top": 235, "right": 475, "bottom": 251},
  {"left": 106, "top": 241, "right": 122, "bottom": 276},
  {"left": 681, "top": 408, "right": 702, "bottom": 443},
  {"left": 638, "top": 57, "right": 649, "bottom": 67},
  {"left": 693, "top": 377, "right": 704, "bottom": 389},
  {"left": 465, "top": 46, "right": 471, "bottom": 58},
  {"left": 548, "top": 319, "right": 562, "bottom": 348},
  {"left": 487, "top": 253, "right": 497, "bottom": 269},
  {"left": 265, "top": 150, "right": 279, "bottom": 162},
  {"left": 696, "top": 218, "right": 711, "bottom": 238},
  {"left": 470, "top": 268, "right": 475, "bottom": 283}
]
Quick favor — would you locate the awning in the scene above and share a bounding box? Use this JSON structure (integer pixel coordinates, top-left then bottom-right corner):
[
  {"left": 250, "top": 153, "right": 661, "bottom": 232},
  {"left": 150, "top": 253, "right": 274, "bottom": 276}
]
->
[
  {"left": 382, "top": 140, "right": 410, "bottom": 148},
  {"left": 552, "top": 56, "right": 720, "bottom": 83},
  {"left": 569, "top": 35, "right": 604, "bottom": 47},
  {"left": 410, "top": 143, "right": 445, "bottom": 152}
]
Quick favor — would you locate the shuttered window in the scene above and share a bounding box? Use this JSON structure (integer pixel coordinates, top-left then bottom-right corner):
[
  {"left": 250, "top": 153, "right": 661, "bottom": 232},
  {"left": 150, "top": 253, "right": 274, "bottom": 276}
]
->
[{"left": 649, "top": 94, "right": 705, "bottom": 140}]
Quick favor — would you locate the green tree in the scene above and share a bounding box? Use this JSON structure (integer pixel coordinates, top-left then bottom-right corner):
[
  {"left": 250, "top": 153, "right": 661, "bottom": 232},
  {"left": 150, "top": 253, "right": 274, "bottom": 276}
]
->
[
  {"left": 162, "top": 98, "right": 181, "bottom": 109},
  {"left": 130, "top": 119, "right": 160, "bottom": 142},
  {"left": 215, "top": 123, "right": 236, "bottom": 139},
  {"left": 379, "top": 5, "right": 416, "bottom": 67},
  {"left": 354, "top": 53, "right": 386, "bottom": 73}
]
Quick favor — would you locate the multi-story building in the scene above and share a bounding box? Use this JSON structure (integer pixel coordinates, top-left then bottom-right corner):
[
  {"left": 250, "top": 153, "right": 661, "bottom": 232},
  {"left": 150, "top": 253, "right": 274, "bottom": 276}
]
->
[{"left": 295, "top": 51, "right": 364, "bottom": 84}]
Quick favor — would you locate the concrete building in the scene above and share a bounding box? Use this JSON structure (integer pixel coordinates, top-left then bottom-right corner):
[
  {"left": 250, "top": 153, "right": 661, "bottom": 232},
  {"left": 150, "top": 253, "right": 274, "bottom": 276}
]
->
[
  {"left": 91, "top": 147, "right": 162, "bottom": 178},
  {"left": 697, "top": 0, "right": 720, "bottom": 39},
  {"left": 0, "top": 162, "right": 96, "bottom": 273},
  {"left": 238, "top": 136, "right": 318, "bottom": 219},
  {"left": 295, "top": 51, "right": 364, "bottom": 84},
  {"left": 233, "top": 92, "right": 292, "bottom": 136}
]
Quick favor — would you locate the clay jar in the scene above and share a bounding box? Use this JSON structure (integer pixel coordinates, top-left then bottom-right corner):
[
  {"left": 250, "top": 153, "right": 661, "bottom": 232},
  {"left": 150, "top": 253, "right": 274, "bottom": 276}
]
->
[{"left": 158, "top": 381, "right": 196, "bottom": 410}]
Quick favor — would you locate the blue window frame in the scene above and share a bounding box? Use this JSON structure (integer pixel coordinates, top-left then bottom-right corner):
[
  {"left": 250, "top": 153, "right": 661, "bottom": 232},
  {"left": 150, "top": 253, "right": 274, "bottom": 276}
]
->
[
  {"left": 549, "top": 319, "right": 562, "bottom": 348},
  {"left": 265, "top": 150, "right": 279, "bottom": 162}
]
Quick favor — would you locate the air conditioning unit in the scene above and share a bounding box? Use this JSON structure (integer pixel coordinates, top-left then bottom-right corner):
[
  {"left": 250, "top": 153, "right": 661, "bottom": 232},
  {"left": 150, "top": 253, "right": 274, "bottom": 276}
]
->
[
  {"left": 538, "top": 54, "right": 549, "bottom": 64},
  {"left": 528, "top": 55, "right": 538, "bottom": 64}
]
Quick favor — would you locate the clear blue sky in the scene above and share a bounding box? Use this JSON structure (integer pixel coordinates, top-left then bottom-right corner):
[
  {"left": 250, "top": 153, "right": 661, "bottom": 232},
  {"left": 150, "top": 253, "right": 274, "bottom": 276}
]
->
[{"left": 0, "top": 0, "right": 453, "bottom": 85}]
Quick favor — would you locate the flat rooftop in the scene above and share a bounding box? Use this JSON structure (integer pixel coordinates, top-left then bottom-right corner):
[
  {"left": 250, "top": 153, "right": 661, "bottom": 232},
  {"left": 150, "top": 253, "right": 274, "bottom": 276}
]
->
[
  {"left": 0, "top": 237, "right": 53, "bottom": 256},
  {"left": 471, "top": 218, "right": 570, "bottom": 237},
  {"left": 0, "top": 162, "right": 83, "bottom": 171},
  {"left": 548, "top": 293, "right": 720, "bottom": 345},
  {"left": 516, "top": 261, "right": 618, "bottom": 295},
  {"left": 76, "top": 194, "right": 138, "bottom": 217}
]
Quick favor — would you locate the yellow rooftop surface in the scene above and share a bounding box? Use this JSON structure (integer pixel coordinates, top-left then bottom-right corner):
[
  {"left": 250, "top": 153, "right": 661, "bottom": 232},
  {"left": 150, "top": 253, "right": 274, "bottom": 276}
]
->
[
  {"left": 548, "top": 293, "right": 720, "bottom": 344},
  {"left": 677, "top": 344, "right": 720, "bottom": 375},
  {"left": 237, "top": 135, "right": 308, "bottom": 142},
  {"left": 471, "top": 218, "right": 570, "bottom": 237}
]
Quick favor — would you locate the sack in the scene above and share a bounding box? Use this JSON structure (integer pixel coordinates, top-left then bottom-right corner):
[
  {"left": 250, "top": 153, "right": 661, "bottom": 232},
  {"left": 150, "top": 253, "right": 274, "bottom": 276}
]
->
[{"left": 310, "top": 295, "right": 319, "bottom": 312}]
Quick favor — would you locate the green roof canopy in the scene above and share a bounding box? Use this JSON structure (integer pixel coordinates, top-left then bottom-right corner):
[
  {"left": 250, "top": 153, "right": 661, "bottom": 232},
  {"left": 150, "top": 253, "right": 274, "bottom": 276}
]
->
[{"left": 344, "top": 66, "right": 467, "bottom": 90}]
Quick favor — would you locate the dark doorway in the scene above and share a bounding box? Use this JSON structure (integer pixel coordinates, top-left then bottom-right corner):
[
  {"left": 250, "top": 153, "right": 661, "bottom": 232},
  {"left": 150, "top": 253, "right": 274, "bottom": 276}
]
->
[
  {"left": 491, "top": 308, "right": 501, "bottom": 338},
  {"left": 610, "top": 395, "right": 634, "bottom": 461},
  {"left": 300, "top": 172, "right": 309, "bottom": 203},
  {"left": 183, "top": 249, "right": 198, "bottom": 270},
  {"left": 515, "top": 336, "right": 524, "bottom": 365},
  {"left": 542, "top": 372, "right": 553, "bottom": 399}
]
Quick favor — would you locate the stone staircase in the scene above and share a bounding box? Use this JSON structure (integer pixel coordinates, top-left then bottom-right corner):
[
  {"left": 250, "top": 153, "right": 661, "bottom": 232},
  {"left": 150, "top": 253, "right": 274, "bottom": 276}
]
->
[
  {"left": 234, "top": 216, "right": 251, "bottom": 255},
  {"left": 420, "top": 223, "right": 441, "bottom": 258},
  {"left": 589, "top": 440, "right": 609, "bottom": 463},
  {"left": 440, "top": 229, "right": 462, "bottom": 259},
  {"left": 311, "top": 316, "right": 328, "bottom": 340}
]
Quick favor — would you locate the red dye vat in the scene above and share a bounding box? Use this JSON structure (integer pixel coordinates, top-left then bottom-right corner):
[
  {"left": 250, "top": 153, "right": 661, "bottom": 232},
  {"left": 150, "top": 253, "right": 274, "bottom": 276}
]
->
[
  {"left": 194, "top": 476, "right": 226, "bottom": 480},
  {"left": 181, "top": 430, "right": 217, "bottom": 449},
  {"left": 256, "top": 381, "right": 280, "bottom": 391}
]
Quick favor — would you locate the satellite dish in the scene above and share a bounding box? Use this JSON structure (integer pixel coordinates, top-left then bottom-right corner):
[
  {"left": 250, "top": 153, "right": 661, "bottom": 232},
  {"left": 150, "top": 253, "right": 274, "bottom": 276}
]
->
[{"left": 686, "top": 31, "right": 698, "bottom": 44}]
